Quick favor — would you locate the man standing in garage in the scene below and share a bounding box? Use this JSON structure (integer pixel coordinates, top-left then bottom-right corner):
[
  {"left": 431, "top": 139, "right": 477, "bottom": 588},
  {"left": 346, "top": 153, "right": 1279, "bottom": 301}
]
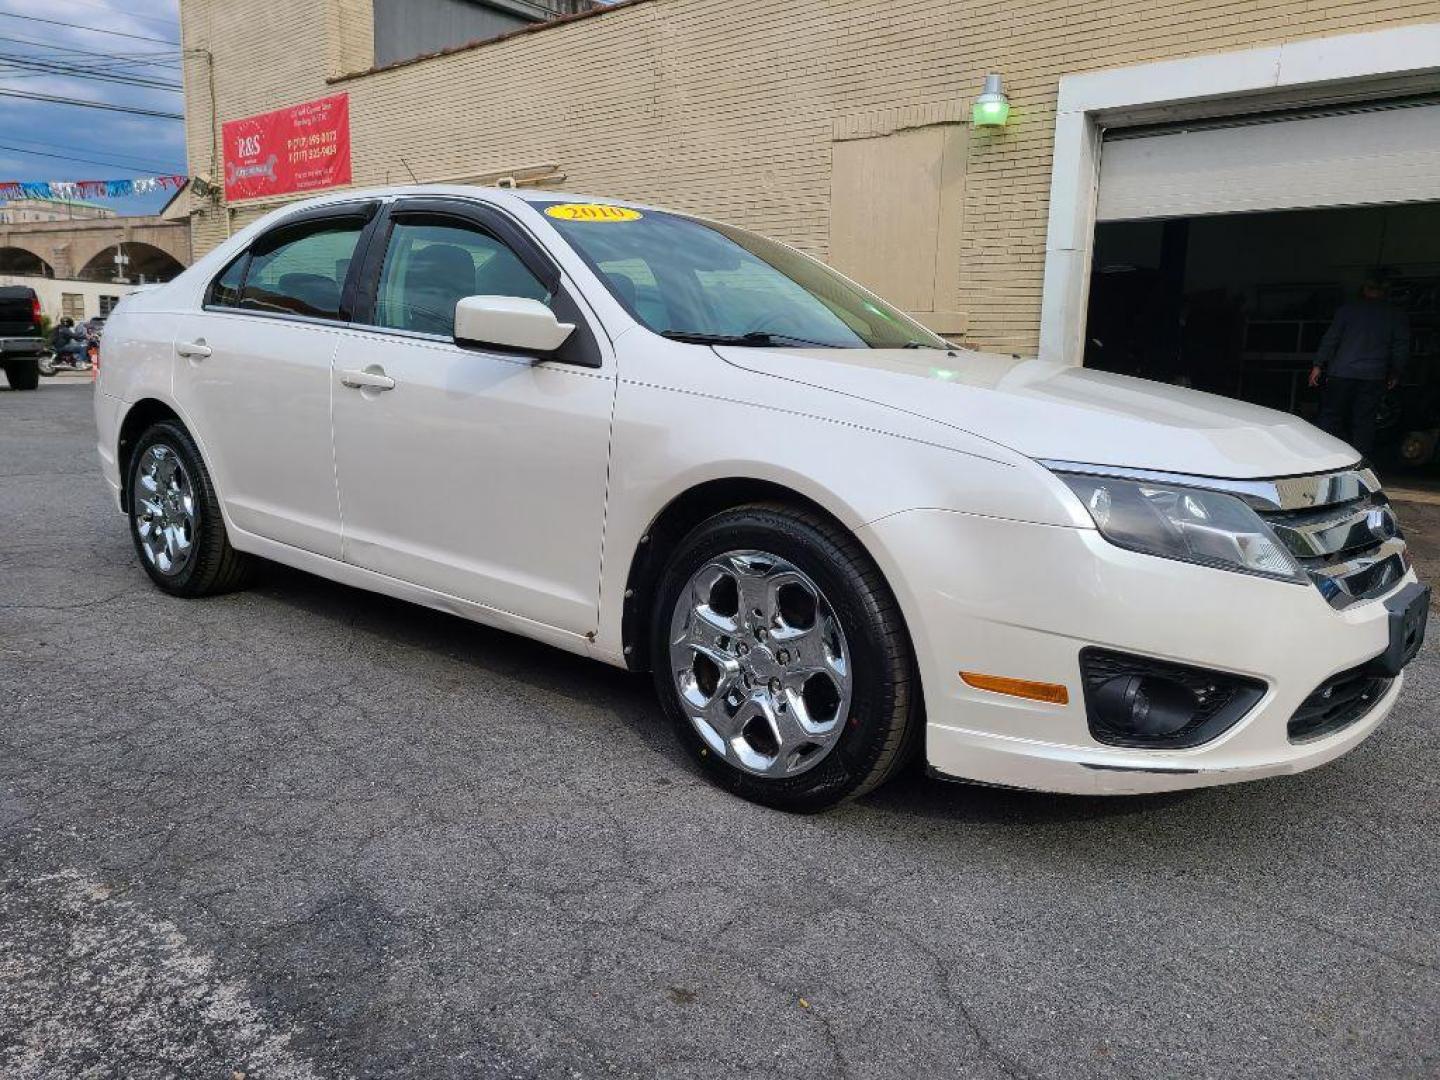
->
[{"left": 1309, "top": 278, "right": 1410, "bottom": 456}]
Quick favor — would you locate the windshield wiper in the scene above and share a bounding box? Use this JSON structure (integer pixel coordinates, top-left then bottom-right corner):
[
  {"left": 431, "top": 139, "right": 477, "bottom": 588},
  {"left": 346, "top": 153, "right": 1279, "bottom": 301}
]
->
[
  {"left": 660, "top": 330, "right": 849, "bottom": 349},
  {"left": 659, "top": 331, "right": 757, "bottom": 346}
]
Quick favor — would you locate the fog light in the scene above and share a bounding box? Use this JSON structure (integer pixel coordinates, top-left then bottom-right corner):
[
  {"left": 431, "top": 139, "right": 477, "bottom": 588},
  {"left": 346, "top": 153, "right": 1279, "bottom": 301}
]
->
[
  {"left": 1080, "top": 648, "right": 1266, "bottom": 749},
  {"left": 1091, "top": 675, "right": 1198, "bottom": 740}
]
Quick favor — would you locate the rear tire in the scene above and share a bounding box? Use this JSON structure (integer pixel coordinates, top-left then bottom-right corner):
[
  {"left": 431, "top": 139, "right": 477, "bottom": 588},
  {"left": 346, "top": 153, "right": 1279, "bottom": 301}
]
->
[
  {"left": 651, "top": 503, "right": 921, "bottom": 812},
  {"left": 3, "top": 357, "right": 40, "bottom": 390},
  {"left": 127, "top": 420, "right": 254, "bottom": 597}
]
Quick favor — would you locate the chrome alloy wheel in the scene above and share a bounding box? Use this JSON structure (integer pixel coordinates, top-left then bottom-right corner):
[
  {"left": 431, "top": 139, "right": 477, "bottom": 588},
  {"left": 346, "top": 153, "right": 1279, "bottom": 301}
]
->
[
  {"left": 669, "top": 550, "right": 853, "bottom": 778},
  {"left": 133, "top": 444, "right": 197, "bottom": 577}
]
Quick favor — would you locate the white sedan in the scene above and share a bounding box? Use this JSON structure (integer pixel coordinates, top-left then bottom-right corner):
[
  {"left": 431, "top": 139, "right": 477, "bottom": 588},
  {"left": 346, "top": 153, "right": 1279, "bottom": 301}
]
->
[{"left": 95, "top": 187, "right": 1427, "bottom": 810}]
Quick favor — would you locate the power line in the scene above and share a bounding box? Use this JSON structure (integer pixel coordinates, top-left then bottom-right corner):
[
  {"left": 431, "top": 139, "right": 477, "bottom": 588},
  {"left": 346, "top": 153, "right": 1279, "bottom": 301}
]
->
[
  {"left": 0, "top": 34, "right": 182, "bottom": 68},
  {"left": 0, "top": 50, "right": 181, "bottom": 81},
  {"left": 0, "top": 141, "right": 181, "bottom": 174},
  {"left": 27, "top": 0, "right": 183, "bottom": 36},
  {"left": 0, "top": 68, "right": 182, "bottom": 92},
  {"left": 0, "top": 11, "right": 180, "bottom": 47},
  {"left": 0, "top": 52, "right": 182, "bottom": 90},
  {"left": 0, "top": 88, "right": 182, "bottom": 120},
  {"left": 0, "top": 134, "right": 183, "bottom": 172},
  {"left": 0, "top": 65, "right": 181, "bottom": 90},
  {"left": 0, "top": 54, "right": 181, "bottom": 72}
]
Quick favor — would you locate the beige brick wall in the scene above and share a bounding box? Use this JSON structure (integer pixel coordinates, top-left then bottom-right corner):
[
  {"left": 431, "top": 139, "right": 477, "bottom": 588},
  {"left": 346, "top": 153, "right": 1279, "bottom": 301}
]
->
[
  {"left": 179, "top": 0, "right": 1440, "bottom": 353},
  {"left": 181, "top": 2, "right": 334, "bottom": 254}
]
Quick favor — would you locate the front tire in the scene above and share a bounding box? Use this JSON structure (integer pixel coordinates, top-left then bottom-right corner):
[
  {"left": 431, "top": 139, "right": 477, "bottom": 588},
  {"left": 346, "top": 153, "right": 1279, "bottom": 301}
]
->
[
  {"left": 3, "top": 357, "right": 40, "bottom": 390},
  {"left": 127, "top": 420, "right": 254, "bottom": 597},
  {"left": 651, "top": 503, "right": 920, "bottom": 812}
]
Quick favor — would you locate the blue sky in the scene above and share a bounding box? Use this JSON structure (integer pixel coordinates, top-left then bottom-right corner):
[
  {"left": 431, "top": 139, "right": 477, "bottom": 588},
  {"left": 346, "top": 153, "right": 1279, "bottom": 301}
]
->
[{"left": 0, "top": 0, "right": 185, "bottom": 216}]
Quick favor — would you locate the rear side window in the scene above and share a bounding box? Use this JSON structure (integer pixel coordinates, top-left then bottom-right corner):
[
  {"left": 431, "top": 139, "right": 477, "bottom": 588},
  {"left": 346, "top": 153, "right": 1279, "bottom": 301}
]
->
[
  {"left": 208, "top": 254, "right": 248, "bottom": 308},
  {"left": 240, "top": 219, "right": 366, "bottom": 321}
]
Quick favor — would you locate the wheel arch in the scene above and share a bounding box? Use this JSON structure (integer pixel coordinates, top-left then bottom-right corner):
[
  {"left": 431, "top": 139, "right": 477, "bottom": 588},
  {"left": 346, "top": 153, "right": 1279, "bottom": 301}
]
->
[
  {"left": 115, "top": 398, "right": 189, "bottom": 512},
  {"left": 618, "top": 476, "right": 906, "bottom": 674}
]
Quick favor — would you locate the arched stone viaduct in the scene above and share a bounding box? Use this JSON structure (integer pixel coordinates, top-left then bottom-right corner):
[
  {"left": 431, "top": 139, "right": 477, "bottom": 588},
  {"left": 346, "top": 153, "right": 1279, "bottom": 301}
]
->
[{"left": 0, "top": 216, "right": 191, "bottom": 281}]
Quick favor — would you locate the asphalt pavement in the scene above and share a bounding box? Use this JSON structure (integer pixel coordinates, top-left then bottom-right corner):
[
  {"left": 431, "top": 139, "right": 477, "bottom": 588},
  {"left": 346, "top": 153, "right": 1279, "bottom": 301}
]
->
[{"left": 2, "top": 379, "right": 1437, "bottom": 1080}]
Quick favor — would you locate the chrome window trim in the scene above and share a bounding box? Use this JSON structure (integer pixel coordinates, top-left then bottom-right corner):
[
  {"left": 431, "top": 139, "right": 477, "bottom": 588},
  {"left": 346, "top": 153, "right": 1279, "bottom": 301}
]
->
[
  {"left": 199, "top": 305, "right": 353, "bottom": 330},
  {"left": 1040, "top": 460, "right": 1378, "bottom": 512}
]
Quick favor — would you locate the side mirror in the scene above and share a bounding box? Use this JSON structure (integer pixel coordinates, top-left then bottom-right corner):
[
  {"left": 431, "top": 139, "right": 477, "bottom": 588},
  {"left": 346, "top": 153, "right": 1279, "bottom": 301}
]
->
[{"left": 454, "top": 295, "right": 575, "bottom": 354}]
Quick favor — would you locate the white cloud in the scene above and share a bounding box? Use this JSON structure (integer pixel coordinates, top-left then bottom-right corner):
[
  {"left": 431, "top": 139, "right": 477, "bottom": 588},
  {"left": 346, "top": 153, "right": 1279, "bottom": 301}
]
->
[{"left": 1, "top": 0, "right": 180, "bottom": 47}]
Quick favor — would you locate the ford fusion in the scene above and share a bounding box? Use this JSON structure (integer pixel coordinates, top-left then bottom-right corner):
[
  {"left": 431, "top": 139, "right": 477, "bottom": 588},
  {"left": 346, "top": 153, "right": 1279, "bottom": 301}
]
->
[{"left": 94, "top": 187, "right": 1429, "bottom": 810}]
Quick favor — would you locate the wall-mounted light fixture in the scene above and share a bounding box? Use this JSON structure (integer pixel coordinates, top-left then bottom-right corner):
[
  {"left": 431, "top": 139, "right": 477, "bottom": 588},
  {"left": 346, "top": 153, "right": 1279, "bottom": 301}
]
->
[{"left": 972, "top": 74, "right": 1010, "bottom": 127}]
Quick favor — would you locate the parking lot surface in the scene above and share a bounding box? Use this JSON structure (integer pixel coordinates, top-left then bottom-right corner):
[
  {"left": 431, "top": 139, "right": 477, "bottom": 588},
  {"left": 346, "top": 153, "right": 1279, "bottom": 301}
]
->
[{"left": 2, "top": 380, "right": 1437, "bottom": 1079}]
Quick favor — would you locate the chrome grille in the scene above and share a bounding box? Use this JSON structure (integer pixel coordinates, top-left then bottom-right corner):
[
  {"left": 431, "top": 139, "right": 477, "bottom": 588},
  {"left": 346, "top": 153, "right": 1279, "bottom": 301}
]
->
[{"left": 1256, "top": 469, "right": 1410, "bottom": 609}]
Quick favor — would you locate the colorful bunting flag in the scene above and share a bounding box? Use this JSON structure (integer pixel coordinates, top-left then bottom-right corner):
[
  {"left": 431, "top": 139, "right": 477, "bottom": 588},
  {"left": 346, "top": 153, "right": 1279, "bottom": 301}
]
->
[{"left": 0, "top": 176, "right": 189, "bottom": 201}]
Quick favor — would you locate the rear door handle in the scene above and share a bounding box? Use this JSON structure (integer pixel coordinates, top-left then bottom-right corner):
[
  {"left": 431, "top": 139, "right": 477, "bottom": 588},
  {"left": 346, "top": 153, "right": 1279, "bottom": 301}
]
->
[
  {"left": 339, "top": 367, "right": 396, "bottom": 391},
  {"left": 176, "top": 339, "right": 212, "bottom": 359}
]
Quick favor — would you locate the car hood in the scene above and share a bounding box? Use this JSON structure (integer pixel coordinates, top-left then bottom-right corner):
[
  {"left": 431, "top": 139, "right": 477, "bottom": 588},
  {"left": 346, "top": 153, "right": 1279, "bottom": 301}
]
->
[{"left": 715, "top": 347, "right": 1358, "bottom": 479}]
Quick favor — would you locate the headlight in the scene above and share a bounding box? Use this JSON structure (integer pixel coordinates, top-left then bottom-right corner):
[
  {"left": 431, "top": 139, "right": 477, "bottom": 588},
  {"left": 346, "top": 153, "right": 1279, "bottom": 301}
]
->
[{"left": 1055, "top": 471, "right": 1306, "bottom": 583}]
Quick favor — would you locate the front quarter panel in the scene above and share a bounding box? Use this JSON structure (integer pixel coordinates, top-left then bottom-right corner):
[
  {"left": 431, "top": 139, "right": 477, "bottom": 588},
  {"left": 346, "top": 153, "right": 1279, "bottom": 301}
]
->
[{"left": 595, "top": 337, "right": 1085, "bottom": 661}]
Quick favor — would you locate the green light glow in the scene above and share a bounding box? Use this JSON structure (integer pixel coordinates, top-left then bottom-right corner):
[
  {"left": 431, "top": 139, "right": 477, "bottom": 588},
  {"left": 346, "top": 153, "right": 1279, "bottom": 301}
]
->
[{"left": 973, "top": 100, "right": 1010, "bottom": 127}]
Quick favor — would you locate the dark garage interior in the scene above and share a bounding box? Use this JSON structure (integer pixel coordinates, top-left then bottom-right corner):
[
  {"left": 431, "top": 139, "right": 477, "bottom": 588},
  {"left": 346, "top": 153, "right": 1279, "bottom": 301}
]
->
[{"left": 1085, "top": 202, "right": 1440, "bottom": 473}]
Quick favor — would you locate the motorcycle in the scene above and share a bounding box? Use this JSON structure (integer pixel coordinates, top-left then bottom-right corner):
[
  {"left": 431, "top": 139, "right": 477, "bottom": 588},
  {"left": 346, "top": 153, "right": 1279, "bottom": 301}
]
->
[{"left": 45, "top": 328, "right": 94, "bottom": 372}]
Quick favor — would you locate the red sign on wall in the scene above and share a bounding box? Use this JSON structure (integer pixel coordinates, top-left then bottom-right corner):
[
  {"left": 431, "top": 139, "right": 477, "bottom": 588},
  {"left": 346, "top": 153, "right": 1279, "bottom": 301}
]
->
[{"left": 222, "top": 93, "right": 352, "bottom": 202}]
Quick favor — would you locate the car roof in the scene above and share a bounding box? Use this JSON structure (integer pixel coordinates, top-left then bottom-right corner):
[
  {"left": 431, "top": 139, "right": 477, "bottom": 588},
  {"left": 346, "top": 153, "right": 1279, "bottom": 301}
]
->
[
  {"left": 507, "top": 189, "right": 650, "bottom": 208},
  {"left": 290, "top": 184, "right": 660, "bottom": 215}
]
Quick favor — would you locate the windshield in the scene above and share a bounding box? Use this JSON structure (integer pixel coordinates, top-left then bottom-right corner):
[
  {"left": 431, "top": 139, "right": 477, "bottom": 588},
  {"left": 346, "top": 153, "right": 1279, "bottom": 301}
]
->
[{"left": 536, "top": 202, "right": 948, "bottom": 349}]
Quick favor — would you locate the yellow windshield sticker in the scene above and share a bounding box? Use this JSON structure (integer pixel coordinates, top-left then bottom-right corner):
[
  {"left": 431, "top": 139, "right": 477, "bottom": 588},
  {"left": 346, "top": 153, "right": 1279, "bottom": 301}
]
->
[{"left": 545, "top": 204, "right": 643, "bottom": 223}]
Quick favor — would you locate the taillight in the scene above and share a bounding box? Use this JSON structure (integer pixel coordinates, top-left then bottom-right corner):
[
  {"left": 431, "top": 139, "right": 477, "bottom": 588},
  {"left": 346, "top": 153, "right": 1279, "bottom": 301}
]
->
[{"left": 30, "top": 296, "right": 40, "bottom": 326}]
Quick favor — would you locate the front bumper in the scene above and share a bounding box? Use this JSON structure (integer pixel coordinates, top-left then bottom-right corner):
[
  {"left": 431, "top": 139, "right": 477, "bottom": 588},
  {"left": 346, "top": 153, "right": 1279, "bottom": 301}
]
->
[{"left": 860, "top": 508, "right": 1420, "bottom": 795}]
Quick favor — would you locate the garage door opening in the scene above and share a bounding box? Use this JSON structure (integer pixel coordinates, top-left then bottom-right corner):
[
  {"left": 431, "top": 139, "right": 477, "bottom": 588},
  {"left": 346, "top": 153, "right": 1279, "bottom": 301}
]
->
[
  {"left": 1086, "top": 204, "right": 1440, "bottom": 471},
  {"left": 1083, "top": 100, "right": 1440, "bottom": 474}
]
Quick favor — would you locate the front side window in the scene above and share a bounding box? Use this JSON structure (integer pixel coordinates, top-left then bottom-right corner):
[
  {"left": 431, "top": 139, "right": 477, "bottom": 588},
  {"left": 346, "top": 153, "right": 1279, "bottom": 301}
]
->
[
  {"left": 240, "top": 219, "right": 366, "bottom": 321},
  {"left": 373, "top": 218, "right": 550, "bottom": 337},
  {"left": 537, "top": 203, "right": 947, "bottom": 350}
]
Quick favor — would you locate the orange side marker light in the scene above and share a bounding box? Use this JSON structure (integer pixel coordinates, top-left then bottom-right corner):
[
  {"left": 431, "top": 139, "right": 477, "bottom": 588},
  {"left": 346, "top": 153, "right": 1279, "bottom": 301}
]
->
[{"left": 960, "top": 671, "right": 1069, "bottom": 705}]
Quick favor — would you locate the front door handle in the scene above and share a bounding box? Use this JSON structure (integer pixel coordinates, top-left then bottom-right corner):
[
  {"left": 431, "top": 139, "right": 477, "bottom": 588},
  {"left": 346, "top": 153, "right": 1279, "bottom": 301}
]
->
[
  {"left": 339, "top": 367, "right": 396, "bottom": 391},
  {"left": 176, "top": 339, "right": 212, "bottom": 360}
]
